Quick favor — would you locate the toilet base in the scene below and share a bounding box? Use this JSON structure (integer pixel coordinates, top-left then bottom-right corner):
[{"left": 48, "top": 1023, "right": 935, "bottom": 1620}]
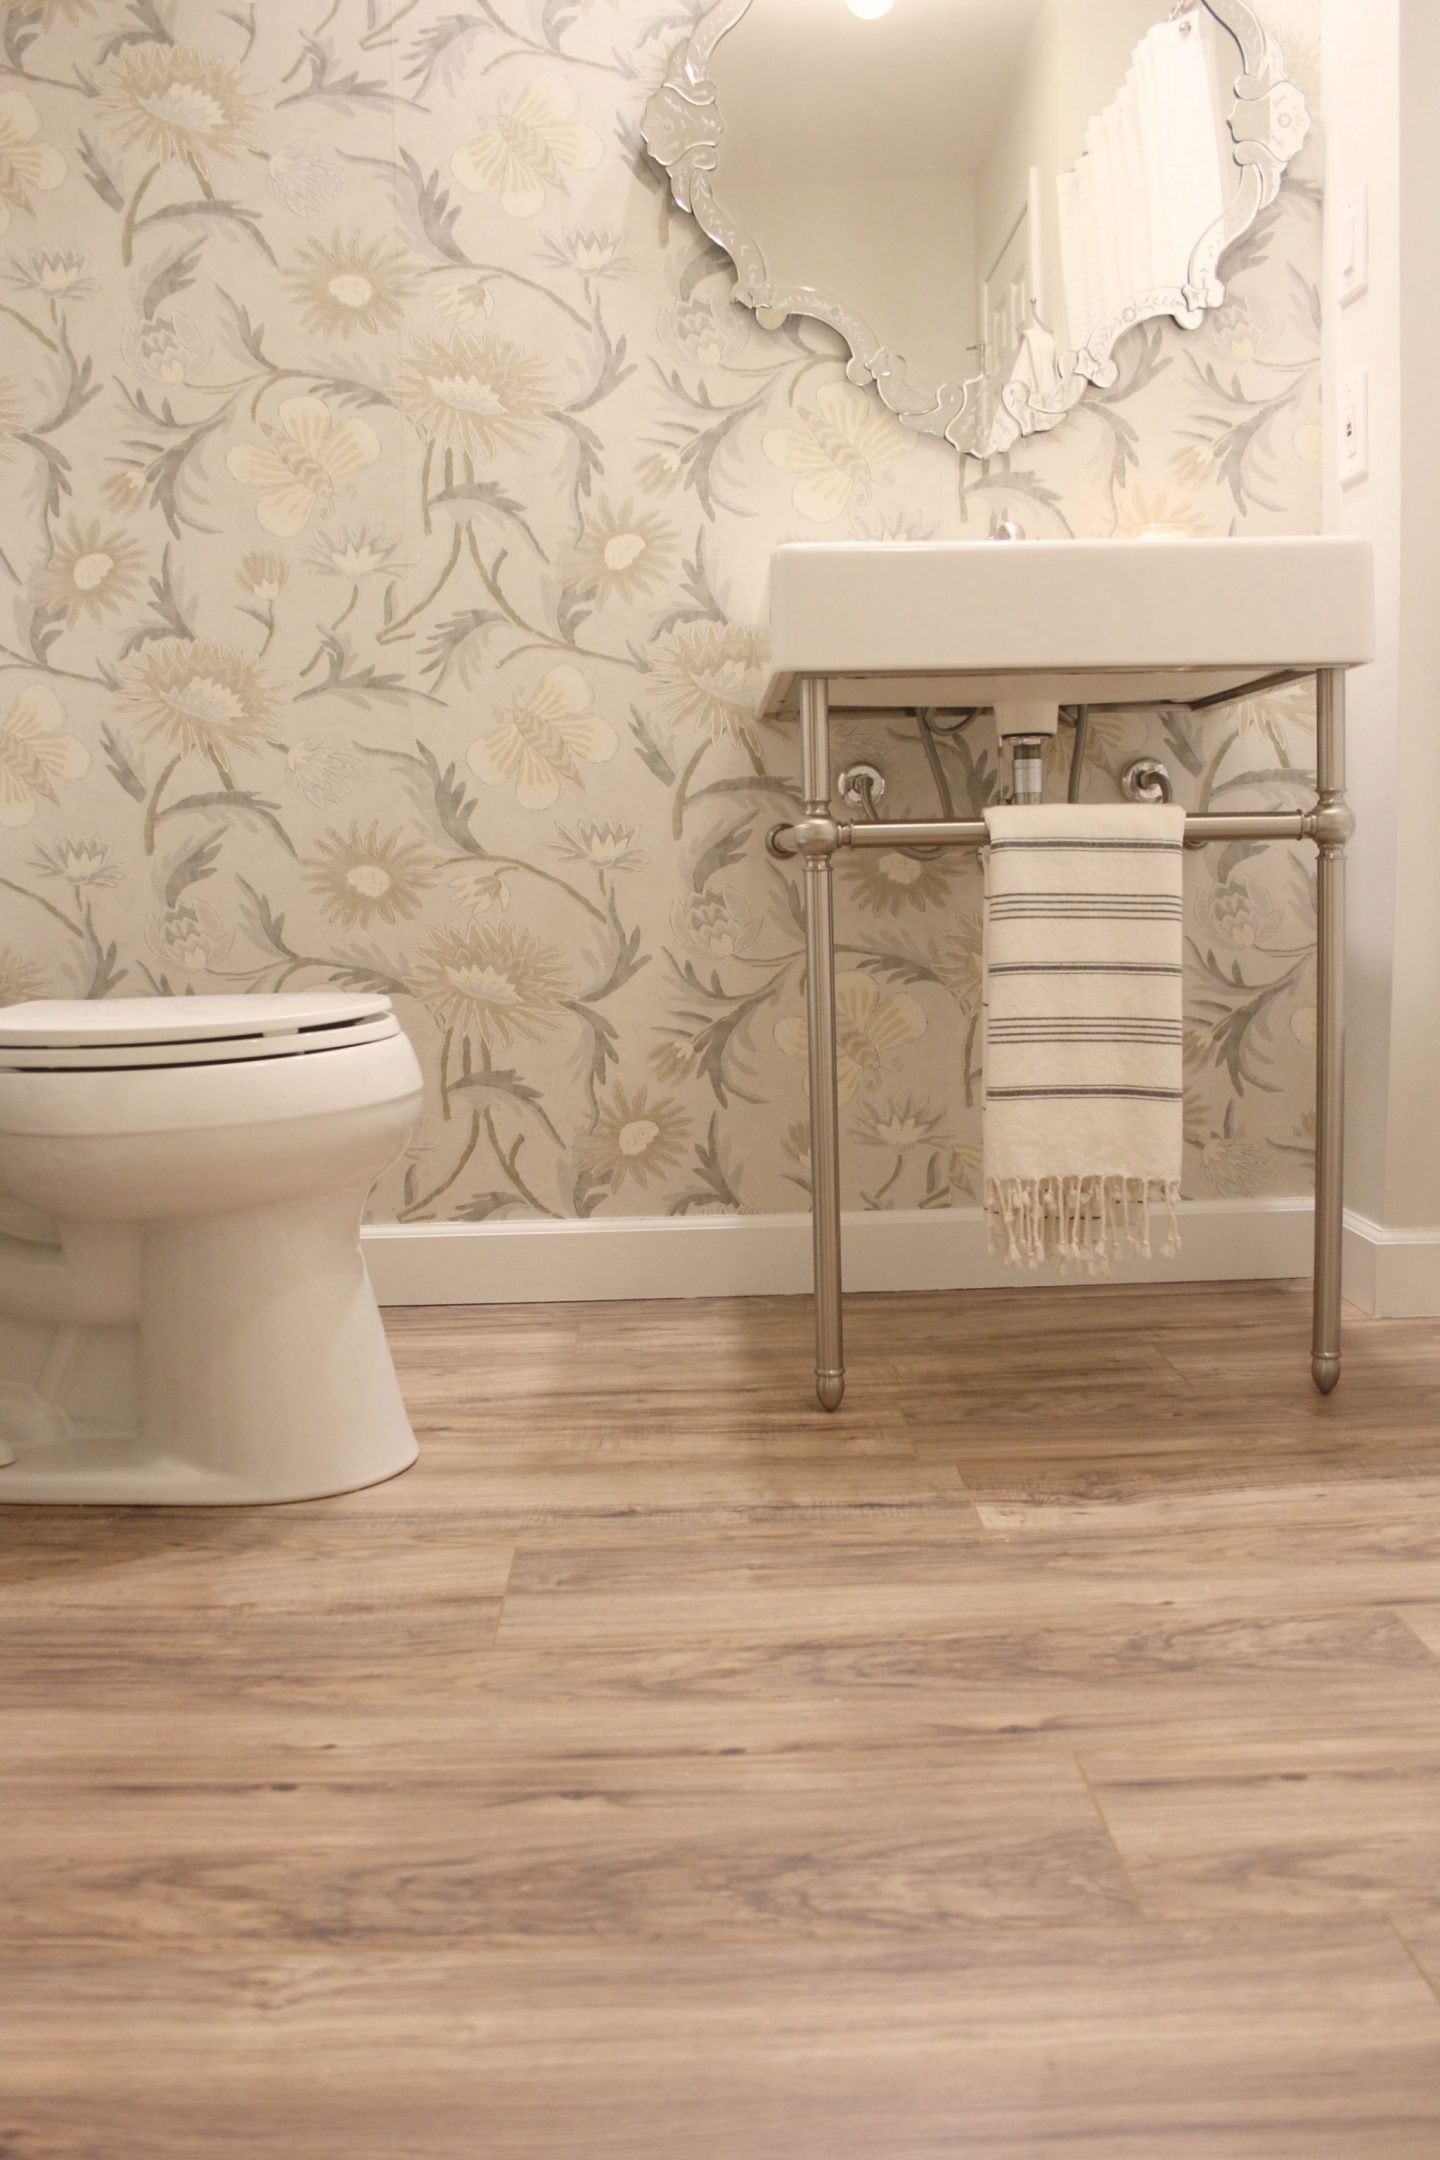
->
[
  {"left": 0, "top": 1424, "right": 417, "bottom": 1505},
  {"left": 0, "top": 1187, "right": 419, "bottom": 1507}
]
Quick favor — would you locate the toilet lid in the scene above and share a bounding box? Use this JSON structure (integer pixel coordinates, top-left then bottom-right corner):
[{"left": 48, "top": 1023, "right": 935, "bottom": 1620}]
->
[{"left": 0, "top": 993, "right": 399, "bottom": 1070}]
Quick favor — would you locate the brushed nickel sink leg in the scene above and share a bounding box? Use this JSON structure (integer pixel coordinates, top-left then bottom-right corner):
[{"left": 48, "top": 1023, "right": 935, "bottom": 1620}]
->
[
  {"left": 801, "top": 675, "right": 844, "bottom": 1412},
  {"left": 1312, "top": 668, "right": 1349, "bottom": 1395}
]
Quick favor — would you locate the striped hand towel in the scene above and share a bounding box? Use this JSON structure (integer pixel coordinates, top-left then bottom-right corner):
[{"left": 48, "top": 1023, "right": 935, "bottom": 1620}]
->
[{"left": 982, "top": 801, "right": 1186, "bottom": 1273}]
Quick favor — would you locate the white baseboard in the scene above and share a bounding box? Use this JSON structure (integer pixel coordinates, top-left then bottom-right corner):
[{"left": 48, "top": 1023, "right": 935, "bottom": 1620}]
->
[
  {"left": 365, "top": 1197, "right": 1322, "bottom": 1307},
  {"left": 1342, "top": 1210, "right": 1440, "bottom": 1318}
]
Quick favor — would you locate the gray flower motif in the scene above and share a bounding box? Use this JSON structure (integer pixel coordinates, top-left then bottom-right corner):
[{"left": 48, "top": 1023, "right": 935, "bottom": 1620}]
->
[
  {"left": 6, "top": 248, "right": 92, "bottom": 300},
  {"left": 147, "top": 899, "right": 232, "bottom": 974},
  {"left": 32, "top": 838, "right": 120, "bottom": 889},
  {"left": 123, "top": 310, "right": 209, "bottom": 386},
  {"left": 539, "top": 228, "right": 630, "bottom": 280},
  {"left": 658, "top": 298, "right": 749, "bottom": 366},
  {"left": 671, "top": 884, "right": 759, "bottom": 960},
  {"left": 555, "top": 820, "right": 647, "bottom": 874},
  {"left": 850, "top": 1096, "right": 942, "bottom": 1151},
  {"left": 1195, "top": 872, "right": 1282, "bottom": 951}
]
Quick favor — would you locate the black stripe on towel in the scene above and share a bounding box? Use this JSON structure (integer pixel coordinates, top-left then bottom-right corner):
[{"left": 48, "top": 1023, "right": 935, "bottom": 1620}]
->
[{"left": 985, "top": 1086, "right": 1185, "bottom": 1100}]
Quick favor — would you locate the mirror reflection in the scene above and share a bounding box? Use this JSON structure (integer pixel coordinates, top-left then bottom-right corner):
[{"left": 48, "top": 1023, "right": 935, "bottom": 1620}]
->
[{"left": 644, "top": 0, "right": 1310, "bottom": 459}]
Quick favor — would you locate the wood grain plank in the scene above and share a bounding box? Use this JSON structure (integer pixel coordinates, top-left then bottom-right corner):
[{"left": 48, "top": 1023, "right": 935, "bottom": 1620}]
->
[
  {"left": 1392, "top": 1905, "right": 1440, "bottom": 2000},
  {"left": 1083, "top": 1736, "right": 1440, "bottom": 1917},
  {"left": 0, "top": 1747, "right": 1134, "bottom": 1953},
  {"left": 496, "top": 1510, "right": 1440, "bottom": 1644},
  {"left": 3, "top": 1930, "right": 1437, "bottom": 2159},
  {"left": 5, "top": 1605, "right": 1438, "bottom": 1770}
]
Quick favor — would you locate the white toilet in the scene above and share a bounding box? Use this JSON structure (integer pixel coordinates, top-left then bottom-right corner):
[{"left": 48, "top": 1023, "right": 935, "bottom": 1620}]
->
[{"left": 0, "top": 992, "right": 424, "bottom": 1505}]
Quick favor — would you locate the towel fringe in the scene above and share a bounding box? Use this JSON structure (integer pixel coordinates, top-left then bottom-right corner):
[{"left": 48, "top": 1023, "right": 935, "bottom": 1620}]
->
[{"left": 984, "top": 1175, "right": 1181, "bottom": 1277}]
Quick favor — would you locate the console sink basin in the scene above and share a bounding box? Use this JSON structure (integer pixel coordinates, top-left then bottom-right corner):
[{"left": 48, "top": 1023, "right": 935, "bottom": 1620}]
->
[{"left": 764, "top": 537, "right": 1375, "bottom": 712}]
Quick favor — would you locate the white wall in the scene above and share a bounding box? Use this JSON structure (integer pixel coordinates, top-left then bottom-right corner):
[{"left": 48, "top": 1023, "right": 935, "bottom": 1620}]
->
[{"left": 1324, "top": 0, "right": 1440, "bottom": 1309}]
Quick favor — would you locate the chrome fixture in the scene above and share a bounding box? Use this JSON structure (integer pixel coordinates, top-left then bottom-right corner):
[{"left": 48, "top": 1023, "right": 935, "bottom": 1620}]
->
[
  {"left": 1121, "top": 756, "right": 1176, "bottom": 804},
  {"left": 769, "top": 668, "right": 1353, "bottom": 1411}
]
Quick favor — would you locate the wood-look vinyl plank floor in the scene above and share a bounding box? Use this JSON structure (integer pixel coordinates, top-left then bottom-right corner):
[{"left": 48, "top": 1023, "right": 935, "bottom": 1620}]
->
[
  {"left": 3, "top": 1932, "right": 1438, "bottom": 2159},
  {"left": 3, "top": 1279, "right": 1440, "bottom": 2155}
]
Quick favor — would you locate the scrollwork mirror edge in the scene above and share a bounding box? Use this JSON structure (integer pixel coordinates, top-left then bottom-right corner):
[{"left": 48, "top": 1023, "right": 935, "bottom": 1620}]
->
[{"left": 641, "top": 0, "right": 1311, "bottom": 462}]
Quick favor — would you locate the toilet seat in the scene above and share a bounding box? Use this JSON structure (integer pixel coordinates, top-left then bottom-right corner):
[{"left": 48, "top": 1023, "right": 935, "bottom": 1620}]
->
[{"left": 0, "top": 993, "right": 400, "bottom": 1072}]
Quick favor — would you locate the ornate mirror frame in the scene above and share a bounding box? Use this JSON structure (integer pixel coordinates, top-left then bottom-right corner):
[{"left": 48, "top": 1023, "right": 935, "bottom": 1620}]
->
[{"left": 642, "top": 0, "right": 1311, "bottom": 460}]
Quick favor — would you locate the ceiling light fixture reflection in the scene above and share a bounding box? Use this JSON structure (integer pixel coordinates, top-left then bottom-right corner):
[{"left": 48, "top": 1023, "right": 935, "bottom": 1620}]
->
[{"left": 845, "top": 0, "right": 895, "bottom": 20}]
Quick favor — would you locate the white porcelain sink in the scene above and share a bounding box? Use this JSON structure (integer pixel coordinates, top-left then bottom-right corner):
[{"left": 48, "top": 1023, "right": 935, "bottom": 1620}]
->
[{"left": 764, "top": 537, "right": 1375, "bottom": 712}]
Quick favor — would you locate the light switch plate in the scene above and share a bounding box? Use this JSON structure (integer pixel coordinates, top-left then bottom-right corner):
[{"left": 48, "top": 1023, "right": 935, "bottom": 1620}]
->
[
  {"left": 1340, "top": 372, "right": 1369, "bottom": 486},
  {"left": 1339, "top": 186, "right": 1369, "bottom": 304}
]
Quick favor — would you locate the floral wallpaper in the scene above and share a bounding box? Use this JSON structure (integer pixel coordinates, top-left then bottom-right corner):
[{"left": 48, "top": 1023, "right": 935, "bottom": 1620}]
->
[{"left": 0, "top": 0, "right": 1324, "bottom": 1226}]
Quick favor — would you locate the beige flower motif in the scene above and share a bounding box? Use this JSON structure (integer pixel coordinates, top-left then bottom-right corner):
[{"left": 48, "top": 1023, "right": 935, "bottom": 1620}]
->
[
  {"left": 934, "top": 915, "right": 984, "bottom": 1008},
  {"left": 101, "top": 47, "right": 255, "bottom": 174},
  {"left": 554, "top": 820, "right": 645, "bottom": 875},
  {"left": 1111, "top": 489, "right": 1214, "bottom": 540},
  {"left": 0, "top": 684, "right": 88, "bottom": 827},
  {"left": 775, "top": 971, "right": 927, "bottom": 1104},
  {"left": 412, "top": 922, "right": 570, "bottom": 1052},
  {"left": 0, "top": 944, "right": 46, "bottom": 1006},
  {"left": 431, "top": 274, "right": 495, "bottom": 323},
  {"left": 1228, "top": 680, "right": 1314, "bottom": 762},
  {"left": 1198, "top": 1134, "right": 1273, "bottom": 1198},
  {"left": 122, "top": 311, "right": 208, "bottom": 385},
  {"left": 10, "top": 0, "right": 102, "bottom": 22},
  {"left": 538, "top": 228, "right": 629, "bottom": 280},
  {"left": 103, "top": 467, "right": 149, "bottom": 513},
  {"left": 451, "top": 865, "right": 511, "bottom": 914},
  {"left": 636, "top": 448, "right": 684, "bottom": 496},
  {"left": 35, "top": 520, "right": 144, "bottom": 625},
  {"left": 304, "top": 823, "right": 438, "bottom": 930},
  {"left": 650, "top": 1036, "right": 699, "bottom": 1085},
  {"left": 0, "top": 91, "right": 65, "bottom": 236},
  {"left": 1195, "top": 871, "right": 1283, "bottom": 951},
  {"left": 226, "top": 396, "right": 381, "bottom": 538},
  {"left": 32, "top": 836, "right": 119, "bottom": 888},
  {"left": 266, "top": 143, "right": 342, "bottom": 215},
  {"left": 121, "top": 639, "right": 276, "bottom": 767},
  {"left": 779, "top": 1116, "right": 811, "bottom": 1165},
  {"left": 946, "top": 1141, "right": 984, "bottom": 1198},
  {"left": 579, "top": 1084, "right": 691, "bottom": 1193},
  {"left": 7, "top": 248, "right": 91, "bottom": 300},
  {"left": 658, "top": 299, "right": 749, "bottom": 367},
  {"left": 843, "top": 847, "right": 959, "bottom": 918},
  {"left": 0, "top": 373, "right": 22, "bottom": 461},
  {"left": 851, "top": 1096, "right": 941, "bottom": 1151},
  {"left": 1205, "top": 291, "right": 1281, "bottom": 363},
  {"left": 671, "top": 884, "right": 759, "bottom": 960},
  {"left": 307, "top": 524, "right": 399, "bottom": 580},
  {"left": 286, "top": 233, "right": 420, "bottom": 341},
  {"left": 148, "top": 899, "right": 231, "bottom": 974},
  {"left": 467, "top": 666, "right": 616, "bottom": 812},
  {"left": 284, "top": 734, "right": 356, "bottom": 807},
  {"left": 451, "top": 76, "right": 602, "bottom": 218},
  {"left": 764, "top": 382, "right": 912, "bottom": 522},
  {"left": 648, "top": 620, "right": 767, "bottom": 747},
  {"left": 239, "top": 550, "right": 287, "bottom": 601},
  {"left": 392, "top": 331, "right": 551, "bottom": 460},
  {"left": 565, "top": 498, "right": 676, "bottom": 606}
]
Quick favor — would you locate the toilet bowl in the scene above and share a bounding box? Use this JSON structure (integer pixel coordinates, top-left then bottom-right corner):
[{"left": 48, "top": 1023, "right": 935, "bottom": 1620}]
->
[{"left": 0, "top": 992, "right": 424, "bottom": 1505}]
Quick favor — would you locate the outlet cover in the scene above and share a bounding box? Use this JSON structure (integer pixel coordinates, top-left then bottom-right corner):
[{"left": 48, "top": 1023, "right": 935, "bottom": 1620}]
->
[{"left": 1340, "top": 372, "right": 1369, "bottom": 487}]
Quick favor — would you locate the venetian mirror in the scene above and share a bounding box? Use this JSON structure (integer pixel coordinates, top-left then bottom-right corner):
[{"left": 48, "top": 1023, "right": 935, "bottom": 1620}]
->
[{"left": 643, "top": 0, "right": 1310, "bottom": 459}]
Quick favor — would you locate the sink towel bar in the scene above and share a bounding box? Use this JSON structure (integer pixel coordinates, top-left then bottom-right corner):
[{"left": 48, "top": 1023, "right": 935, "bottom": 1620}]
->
[{"left": 768, "top": 668, "right": 1352, "bottom": 1411}]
